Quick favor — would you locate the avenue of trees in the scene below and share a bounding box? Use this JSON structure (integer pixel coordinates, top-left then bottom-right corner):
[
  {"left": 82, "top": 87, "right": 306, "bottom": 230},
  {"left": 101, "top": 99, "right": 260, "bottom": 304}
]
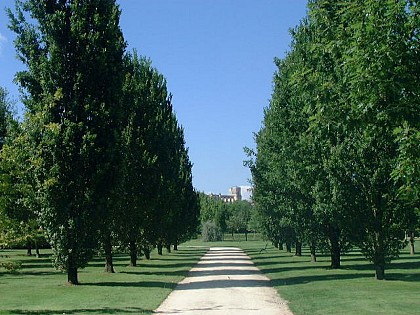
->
[
  {"left": 247, "top": 0, "right": 419, "bottom": 280},
  {"left": 0, "top": 0, "right": 198, "bottom": 285}
]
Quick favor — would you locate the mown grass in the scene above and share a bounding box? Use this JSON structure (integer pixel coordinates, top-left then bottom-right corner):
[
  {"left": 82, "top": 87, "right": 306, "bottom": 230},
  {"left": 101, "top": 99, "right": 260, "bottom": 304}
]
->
[
  {"left": 2, "top": 236, "right": 419, "bottom": 315},
  {"left": 0, "top": 246, "right": 207, "bottom": 315},
  {"left": 186, "top": 236, "right": 420, "bottom": 315}
]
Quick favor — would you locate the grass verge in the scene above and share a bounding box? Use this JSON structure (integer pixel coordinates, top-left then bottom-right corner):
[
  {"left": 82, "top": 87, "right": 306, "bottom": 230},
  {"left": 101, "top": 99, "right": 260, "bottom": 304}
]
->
[
  {"left": 186, "top": 237, "right": 420, "bottom": 315},
  {"left": 2, "top": 236, "right": 419, "bottom": 315},
  {"left": 0, "top": 246, "right": 207, "bottom": 315}
]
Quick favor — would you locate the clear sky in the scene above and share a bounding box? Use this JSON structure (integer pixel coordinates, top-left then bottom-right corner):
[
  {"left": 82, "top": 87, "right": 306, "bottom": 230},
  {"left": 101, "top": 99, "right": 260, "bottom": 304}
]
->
[{"left": 0, "top": 0, "right": 308, "bottom": 195}]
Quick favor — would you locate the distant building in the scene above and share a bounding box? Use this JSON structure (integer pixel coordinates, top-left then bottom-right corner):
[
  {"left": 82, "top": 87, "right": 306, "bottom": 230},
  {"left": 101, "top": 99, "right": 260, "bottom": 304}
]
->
[{"left": 208, "top": 186, "right": 242, "bottom": 203}]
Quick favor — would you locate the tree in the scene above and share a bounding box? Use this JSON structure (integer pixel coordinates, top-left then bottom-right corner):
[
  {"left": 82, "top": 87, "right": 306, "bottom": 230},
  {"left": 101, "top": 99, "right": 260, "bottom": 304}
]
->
[
  {"left": 226, "top": 200, "right": 252, "bottom": 240},
  {"left": 0, "top": 87, "right": 17, "bottom": 246},
  {"left": 248, "top": 0, "right": 419, "bottom": 279},
  {"left": 8, "top": 0, "right": 126, "bottom": 284},
  {"left": 0, "top": 121, "right": 43, "bottom": 256},
  {"left": 330, "top": 0, "right": 419, "bottom": 280},
  {"left": 0, "top": 88, "right": 10, "bottom": 150},
  {"left": 198, "top": 193, "right": 229, "bottom": 236},
  {"left": 116, "top": 51, "right": 198, "bottom": 262}
]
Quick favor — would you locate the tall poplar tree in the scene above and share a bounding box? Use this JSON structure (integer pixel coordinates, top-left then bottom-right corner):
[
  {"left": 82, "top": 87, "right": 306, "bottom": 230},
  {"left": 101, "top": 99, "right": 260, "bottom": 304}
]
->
[
  {"left": 117, "top": 52, "right": 168, "bottom": 265},
  {"left": 0, "top": 87, "right": 13, "bottom": 150},
  {"left": 8, "top": 0, "right": 125, "bottom": 284}
]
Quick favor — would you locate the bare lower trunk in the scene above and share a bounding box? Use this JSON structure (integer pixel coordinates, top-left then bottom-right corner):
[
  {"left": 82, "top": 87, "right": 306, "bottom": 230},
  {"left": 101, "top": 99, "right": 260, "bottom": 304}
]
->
[
  {"left": 245, "top": 231, "right": 248, "bottom": 241},
  {"left": 129, "top": 240, "right": 137, "bottom": 267},
  {"left": 174, "top": 243, "right": 178, "bottom": 251},
  {"left": 286, "top": 241, "right": 292, "bottom": 253},
  {"left": 310, "top": 244, "right": 317, "bottom": 263},
  {"left": 157, "top": 242, "right": 163, "bottom": 256},
  {"left": 373, "top": 230, "right": 386, "bottom": 280},
  {"left": 328, "top": 226, "right": 341, "bottom": 269},
  {"left": 295, "top": 241, "right": 302, "bottom": 256},
  {"left": 143, "top": 246, "right": 151, "bottom": 260},
  {"left": 35, "top": 240, "right": 41, "bottom": 258},
  {"left": 166, "top": 244, "right": 171, "bottom": 253},
  {"left": 375, "top": 264, "right": 385, "bottom": 280},
  {"left": 35, "top": 247, "right": 40, "bottom": 258},
  {"left": 26, "top": 240, "right": 32, "bottom": 256},
  {"left": 67, "top": 266, "right": 79, "bottom": 285},
  {"left": 409, "top": 232, "right": 415, "bottom": 255},
  {"left": 104, "top": 235, "right": 115, "bottom": 273}
]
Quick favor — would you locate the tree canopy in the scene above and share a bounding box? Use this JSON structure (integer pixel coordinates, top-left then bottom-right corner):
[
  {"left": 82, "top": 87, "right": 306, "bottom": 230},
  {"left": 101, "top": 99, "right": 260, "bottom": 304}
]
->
[{"left": 248, "top": 0, "right": 420, "bottom": 280}]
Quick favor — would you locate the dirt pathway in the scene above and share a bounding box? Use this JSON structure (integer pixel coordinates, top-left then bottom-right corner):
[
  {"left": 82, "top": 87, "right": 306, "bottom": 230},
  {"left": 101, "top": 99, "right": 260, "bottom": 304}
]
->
[{"left": 154, "top": 247, "right": 293, "bottom": 315}]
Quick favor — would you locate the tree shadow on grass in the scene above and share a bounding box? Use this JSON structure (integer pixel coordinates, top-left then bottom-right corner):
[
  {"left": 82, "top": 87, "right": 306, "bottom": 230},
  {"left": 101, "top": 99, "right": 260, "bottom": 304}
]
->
[
  {"left": 8, "top": 307, "right": 153, "bottom": 314},
  {"left": 261, "top": 264, "right": 332, "bottom": 275},
  {"left": 270, "top": 273, "right": 373, "bottom": 286},
  {"left": 137, "top": 262, "right": 205, "bottom": 269},
  {"left": 16, "top": 271, "right": 60, "bottom": 276},
  {"left": 120, "top": 269, "right": 187, "bottom": 277},
  {"left": 20, "top": 257, "right": 54, "bottom": 269},
  {"left": 82, "top": 280, "right": 177, "bottom": 289},
  {"left": 386, "top": 272, "right": 420, "bottom": 282},
  {"left": 342, "top": 259, "right": 420, "bottom": 275},
  {"left": 253, "top": 259, "right": 313, "bottom": 268}
]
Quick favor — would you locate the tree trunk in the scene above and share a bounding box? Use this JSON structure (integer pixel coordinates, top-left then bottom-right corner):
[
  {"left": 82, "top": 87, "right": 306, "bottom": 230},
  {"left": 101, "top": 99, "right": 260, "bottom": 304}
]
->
[
  {"left": 286, "top": 241, "right": 292, "bottom": 253},
  {"left": 104, "top": 234, "right": 115, "bottom": 273},
  {"left": 166, "top": 244, "right": 171, "bottom": 253},
  {"left": 295, "top": 241, "right": 302, "bottom": 256},
  {"left": 143, "top": 246, "right": 151, "bottom": 260},
  {"left": 174, "top": 243, "right": 178, "bottom": 251},
  {"left": 129, "top": 240, "right": 137, "bottom": 267},
  {"left": 67, "top": 266, "right": 79, "bottom": 285},
  {"left": 278, "top": 242, "right": 283, "bottom": 250},
  {"left": 310, "top": 243, "right": 317, "bottom": 263},
  {"left": 157, "top": 242, "right": 163, "bottom": 256},
  {"left": 245, "top": 230, "right": 248, "bottom": 241},
  {"left": 35, "top": 242, "right": 41, "bottom": 258},
  {"left": 373, "top": 230, "right": 386, "bottom": 280},
  {"left": 409, "top": 232, "right": 415, "bottom": 255},
  {"left": 375, "top": 264, "right": 385, "bottom": 280},
  {"left": 26, "top": 240, "right": 32, "bottom": 256},
  {"left": 328, "top": 226, "right": 341, "bottom": 269}
]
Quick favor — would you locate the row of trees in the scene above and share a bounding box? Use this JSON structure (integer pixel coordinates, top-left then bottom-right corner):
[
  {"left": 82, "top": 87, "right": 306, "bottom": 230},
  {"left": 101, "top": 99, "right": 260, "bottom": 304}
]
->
[
  {"left": 247, "top": 0, "right": 419, "bottom": 280},
  {"left": 199, "top": 193, "right": 255, "bottom": 241},
  {"left": 0, "top": 0, "right": 198, "bottom": 284}
]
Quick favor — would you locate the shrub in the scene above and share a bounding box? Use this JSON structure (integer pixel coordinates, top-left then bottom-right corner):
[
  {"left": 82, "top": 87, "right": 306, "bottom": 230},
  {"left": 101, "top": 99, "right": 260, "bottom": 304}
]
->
[
  {"left": 202, "top": 221, "right": 222, "bottom": 242},
  {"left": 0, "top": 261, "right": 22, "bottom": 273}
]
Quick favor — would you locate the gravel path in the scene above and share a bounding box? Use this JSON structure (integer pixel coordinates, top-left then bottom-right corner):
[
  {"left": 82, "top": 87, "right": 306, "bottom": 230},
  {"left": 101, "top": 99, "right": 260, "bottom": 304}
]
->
[{"left": 154, "top": 247, "right": 293, "bottom": 315}]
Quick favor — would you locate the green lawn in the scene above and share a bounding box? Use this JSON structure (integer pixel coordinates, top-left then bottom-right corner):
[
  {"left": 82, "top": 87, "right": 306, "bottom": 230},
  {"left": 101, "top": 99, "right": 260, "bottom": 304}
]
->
[
  {"left": 185, "top": 236, "right": 420, "bottom": 315},
  {"left": 245, "top": 244, "right": 420, "bottom": 315},
  {"left": 0, "top": 246, "right": 207, "bottom": 315},
  {"left": 1, "top": 237, "right": 419, "bottom": 315}
]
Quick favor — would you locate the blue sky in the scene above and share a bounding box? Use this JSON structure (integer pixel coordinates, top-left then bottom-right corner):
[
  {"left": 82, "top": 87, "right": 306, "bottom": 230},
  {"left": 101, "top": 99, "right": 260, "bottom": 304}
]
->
[{"left": 0, "top": 0, "right": 308, "bottom": 195}]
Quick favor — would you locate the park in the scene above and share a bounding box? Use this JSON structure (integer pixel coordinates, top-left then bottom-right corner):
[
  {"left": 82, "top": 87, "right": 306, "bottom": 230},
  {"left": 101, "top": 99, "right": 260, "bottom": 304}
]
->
[
  {"left": 1, "top": 235, "right": 419, "bottom": 314},
  {"left": 1, "top": 1, "right": 419, "bottom": 314}
]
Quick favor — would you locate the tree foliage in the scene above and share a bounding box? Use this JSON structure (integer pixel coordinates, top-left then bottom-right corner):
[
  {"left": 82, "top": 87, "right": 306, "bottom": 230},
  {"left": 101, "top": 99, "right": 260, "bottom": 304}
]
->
[
  {"left": 8, "top": 0, "right": 126, "bottom": 284},
  {"left": 5, "top": 0, "right": 199, "bottom": 284},
  {"left": 248, "top": 0, "right": 420, "bottom": 279}
]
